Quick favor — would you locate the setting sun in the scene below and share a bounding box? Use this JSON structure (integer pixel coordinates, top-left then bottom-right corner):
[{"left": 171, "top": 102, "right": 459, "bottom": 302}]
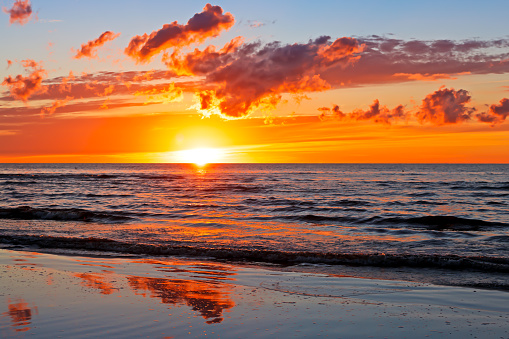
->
[{"left": 176, "top": 148, "right": 224, "bottom": 166}]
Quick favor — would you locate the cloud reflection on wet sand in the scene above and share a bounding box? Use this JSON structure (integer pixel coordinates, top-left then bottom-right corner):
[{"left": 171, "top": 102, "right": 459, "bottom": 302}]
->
[{"left": 3, "top": 299, "right": 38, "bottom": 333}]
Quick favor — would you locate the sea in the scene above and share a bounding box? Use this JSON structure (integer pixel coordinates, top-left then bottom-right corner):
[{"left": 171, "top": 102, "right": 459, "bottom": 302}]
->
[{"left": 0, "top": 163, "right": 508, "bottom": 290}]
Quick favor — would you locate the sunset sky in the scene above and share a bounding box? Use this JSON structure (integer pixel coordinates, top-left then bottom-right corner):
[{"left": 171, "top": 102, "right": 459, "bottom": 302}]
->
[{"left": 1, "top": 0, "right": 508, "bottom": 163}]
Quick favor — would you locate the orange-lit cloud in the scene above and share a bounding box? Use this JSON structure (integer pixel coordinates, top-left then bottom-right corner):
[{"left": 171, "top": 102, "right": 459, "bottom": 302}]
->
[
  {"left": 394, "top": 73, "right": 455, "bottom": 81},
  {"left": 2, "top": 59, "right": 46, "bottom": 102},
  {"left": 40, "top": 96, "right": 73, "bottom": 116},
  {"left": 164, "top": 36, "right": 243, "bottom": 76},
  {"left": 318, "top": 100, "right": 405, "bottom": 124},
  {"left": 2, "top": 0, "right": 33, "bottom": 25},
  {"left": 73, "top": 31, "right": 120, "bottom": 59},
  {"left": 477, "top": 98, "right": 509, "bottom": 125},
  {"left": 96, "top": 84, "right": 114, "bottom": 97},
  {"left": 416, "top": 87, "right": 473, "bottom": 125},
  {"left": 134, "top": 83, "right": 183, "bottom": 104},
  {"left": 174, "top": 36, "right": 361, "bottom": 118},
  {"left": 125, "top": 4, "right": 234, "bottom": 63},
  {"left": 0, "top": 70, "right": 176, "bottom": 103},
  {"left": 59, "top": 71, "right": 75, "bottom": 92},
  {"left": 7, "top": 59, "right": 13, "bottom": 68}
]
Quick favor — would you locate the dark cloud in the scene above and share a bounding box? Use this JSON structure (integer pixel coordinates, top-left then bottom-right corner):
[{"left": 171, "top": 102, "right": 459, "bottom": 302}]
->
[
  {"left": 476, "top": 98, "right": 509, "bottom": 125},
  {"left": 416, "top": 88, "right": 473, "bottom": 125}
]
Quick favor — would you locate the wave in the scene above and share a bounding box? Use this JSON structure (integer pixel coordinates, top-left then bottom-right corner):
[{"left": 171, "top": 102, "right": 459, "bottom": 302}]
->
[
  {"left": 368, "top": 215, "right": 508, "bottom": 231},
  {"left": 251, "top": 214, "right": 362, "bottom": 224},
  {"left": 0, "top": 206, "right": 133, "bottom": 223},
  {"left": 250, "top": 213, "right": 506, "bottom": 231},
  {"left": 243, "top": 198, "right": 317, "bottom": 207},
  {"left": 328, "top": 199, "right": 372, "bottom": 207},
  {"left": 449, "top": 182, "right": 509, "bottom": 191},
  {"left": 1, "top": 234, "right": 508, "bottom": 274},
  {"left": 134, "top": 174, "right": 185, "bottom": 180},
  {"left": 202, "top": 184, "right": 265, "bottom": 193}
]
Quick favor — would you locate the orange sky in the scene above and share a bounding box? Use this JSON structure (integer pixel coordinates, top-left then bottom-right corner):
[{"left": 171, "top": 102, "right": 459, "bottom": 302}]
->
[{"left": 1, "top": 1, "right": 508, "bottom": 163}]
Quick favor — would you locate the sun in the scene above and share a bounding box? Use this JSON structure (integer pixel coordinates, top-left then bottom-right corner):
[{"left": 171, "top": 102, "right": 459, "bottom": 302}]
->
[{"left": 177, "top": 147, "right": 223, "bottom": 166}]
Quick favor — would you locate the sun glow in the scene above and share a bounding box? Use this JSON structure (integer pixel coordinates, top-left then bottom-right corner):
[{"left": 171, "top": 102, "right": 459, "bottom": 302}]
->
[{"left": 177, "top": 147, "right": 224, "bottom": 166}]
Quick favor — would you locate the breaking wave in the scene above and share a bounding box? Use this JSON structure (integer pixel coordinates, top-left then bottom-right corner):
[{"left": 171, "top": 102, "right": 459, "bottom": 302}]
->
[
  {"left": 0, "top": 206, "right": 133, "bottom": 223},
  {"left": 1, "top": 234, "right": 508, "bottom": 274}
]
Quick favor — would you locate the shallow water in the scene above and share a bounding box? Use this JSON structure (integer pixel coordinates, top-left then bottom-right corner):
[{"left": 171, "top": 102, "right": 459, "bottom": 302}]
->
[
  {"left": 0, "top": 163, "right": 508, "bottom": 288},
  {"left": 2, "top": 249, "right": 508, "bottom": 338}
]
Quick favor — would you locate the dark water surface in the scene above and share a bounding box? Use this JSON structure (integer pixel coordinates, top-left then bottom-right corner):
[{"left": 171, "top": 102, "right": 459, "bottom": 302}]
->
[{"left": 1, "top": 163, "right": 508, "bottom": 289}]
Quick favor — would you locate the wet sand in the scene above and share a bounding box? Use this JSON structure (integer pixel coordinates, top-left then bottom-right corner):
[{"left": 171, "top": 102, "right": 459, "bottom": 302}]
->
[{"left": 0, "top": 248, "right": 508, "bottom": 338}]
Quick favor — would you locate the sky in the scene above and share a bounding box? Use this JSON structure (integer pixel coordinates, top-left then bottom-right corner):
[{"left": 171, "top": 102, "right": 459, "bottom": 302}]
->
[{"left": 1, "top": 0, "right": 508, "bottom": 163}]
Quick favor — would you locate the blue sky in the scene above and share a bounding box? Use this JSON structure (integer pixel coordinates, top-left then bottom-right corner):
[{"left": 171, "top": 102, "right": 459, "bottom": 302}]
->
[{"left": 2, "top": 0, "right": 508, "bottom": 79}]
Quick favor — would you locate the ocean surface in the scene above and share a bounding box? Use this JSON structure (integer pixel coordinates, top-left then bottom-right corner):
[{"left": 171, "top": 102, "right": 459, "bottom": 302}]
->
[{"left": 0, "top": 163, "right": 508, "bottom": 290}]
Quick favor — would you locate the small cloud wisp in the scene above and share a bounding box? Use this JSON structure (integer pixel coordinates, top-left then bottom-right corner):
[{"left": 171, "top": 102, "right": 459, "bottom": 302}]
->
[{"left": 74, "top": 31, "right": 120, "bottom": 59}]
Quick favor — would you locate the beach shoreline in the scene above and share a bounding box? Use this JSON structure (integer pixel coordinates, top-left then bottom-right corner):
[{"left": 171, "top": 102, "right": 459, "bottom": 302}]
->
[{"left": 1, "top": 248, "right": 508, "bottom": 338}]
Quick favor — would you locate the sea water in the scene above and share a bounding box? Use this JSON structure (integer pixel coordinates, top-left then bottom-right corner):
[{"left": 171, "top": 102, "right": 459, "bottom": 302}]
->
[{"left": 0, "top": 163, "right": 507, "bottom": 289}]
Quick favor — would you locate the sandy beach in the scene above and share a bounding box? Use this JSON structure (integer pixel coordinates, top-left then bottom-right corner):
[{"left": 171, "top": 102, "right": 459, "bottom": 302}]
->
[{"left": 0, "top": 248, "right": 508, "bottom": 338}]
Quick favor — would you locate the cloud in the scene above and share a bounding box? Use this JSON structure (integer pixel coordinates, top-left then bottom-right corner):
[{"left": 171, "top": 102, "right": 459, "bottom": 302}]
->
[
  {"left": 164, "top": 36, "right": 243, "bottom": 76},
  {"left": 416, "top": 87, "right": 474, "bottom": 125},
  {"left": 59, "top": 71, "right": 75, "bottom": 92},
  {"left": 247, "top": 20, "right": 265, "bottom": 28},
  {"left": 40, "top": 96, "right": 73, "bottom": 116},
  {"left": 2, "top": 0, "right": 33, "bottom": 25},
  {"left": 134, "top": 83, "right": 183, "bottom": 104},
  {"left": 2, "top": 59, "right": 46, "bottom": 102},
  {"left": 318, "top": 104, "right": 345, "bottom": 120},
  {"left": 393, "top": 73, "right": 461, "bottom": 81},
  {"left": 349, "top": 100, "right": 406, "bottom": 124},
  {"left": 0, "top": 70, "right": 177, "bottom": 102},
  {"left": 318, "top": 101, "right": 405, "bottom": 124},
  {"left": 125, "top": 4, "right": 234, "bottom": 63},
  {"left": 318, "top": 88, "right": 483, "bottom": 126},
  {"left": 7, "top": 60, "right": 13, "bottom": 68},
  {"left": 168, "top": 36, "right": 361, "bottom": 118},
  {"left": 73, "top": 31, "right": 120, "bottom": 59},
  {"left": 321, "top": 36, "right": 509, "bottom": 88},
  {"left": 476, "top": 98, "right": 509, "bottom": 125}
]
